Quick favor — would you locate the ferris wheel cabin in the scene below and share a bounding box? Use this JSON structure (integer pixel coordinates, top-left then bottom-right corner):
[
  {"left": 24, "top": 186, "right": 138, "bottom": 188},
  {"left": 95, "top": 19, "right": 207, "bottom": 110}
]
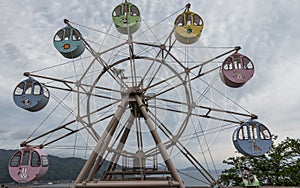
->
[
  {"left": 53, "top": 25, "right": 85, "bottom": 59},
  {"left": 13, "top": 78, "right": 49, "bottom": 112},
  {"left": 174, "top": 9, "right": 204, "bottom": 44},
  {"left": 220, "top": 52, "right": 254, "bottom": 88},
  {"left": 112, "top": 1, "right": 141, "bottom": 34},
  {"left": 232, "top": 121, "right": 272, "bottom": 156},
  {"left": 8, "top": 147, "right": 49, "bottom": 183}
]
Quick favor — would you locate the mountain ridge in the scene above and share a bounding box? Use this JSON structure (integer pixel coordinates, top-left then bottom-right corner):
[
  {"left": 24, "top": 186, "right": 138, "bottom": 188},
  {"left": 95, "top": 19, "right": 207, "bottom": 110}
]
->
[{"left": 0, "top": 149, "right": 219, "bottom": 184}]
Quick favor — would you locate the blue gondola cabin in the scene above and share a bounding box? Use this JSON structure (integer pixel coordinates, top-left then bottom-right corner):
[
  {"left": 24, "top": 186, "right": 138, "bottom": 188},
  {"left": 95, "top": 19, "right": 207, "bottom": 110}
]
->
[
  {"left": 53, "top": 25, "right": 85, "bottom": 59},
  {"left": 233, "top": 121, "right": 272, "bottom": 156},
  {"left": 13, "top": 78, "right": 49, "bottom": 112}
]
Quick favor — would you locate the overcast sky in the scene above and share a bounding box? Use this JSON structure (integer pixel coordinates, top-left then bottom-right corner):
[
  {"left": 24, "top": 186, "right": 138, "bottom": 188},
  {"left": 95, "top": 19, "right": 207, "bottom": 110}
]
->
[{"left": 1, "top": 0, "right": 299, "bottom": 171}]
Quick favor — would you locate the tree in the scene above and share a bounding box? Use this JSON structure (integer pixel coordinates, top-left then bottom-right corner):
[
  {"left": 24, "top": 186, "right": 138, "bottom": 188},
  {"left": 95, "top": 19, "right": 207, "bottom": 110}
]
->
[{"left": 218, "top": 137, "right": 300, "bottom": 186}]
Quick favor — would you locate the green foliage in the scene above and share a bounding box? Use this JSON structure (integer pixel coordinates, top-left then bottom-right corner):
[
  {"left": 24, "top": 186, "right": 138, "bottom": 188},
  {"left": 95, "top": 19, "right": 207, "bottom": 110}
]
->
[{"left": 219, "top": 136, "right": 300, "bottom": 186}]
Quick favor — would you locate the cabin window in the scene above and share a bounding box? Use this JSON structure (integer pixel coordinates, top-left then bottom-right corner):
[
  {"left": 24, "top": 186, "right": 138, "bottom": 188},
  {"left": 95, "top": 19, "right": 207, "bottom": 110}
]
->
[
  {"left": 25, "top": 82, "right": 33, "bottom": 95},
  {"left": 123, "top": 4, "right": 129, "bottom": 16},
  {"left": 238, "top": 125, "right": 248, "bottom": 140},
  {"left": 243, "top": 57, "right": 254, "bottom": 69},
  {"left": 131, "top": 5, "right": 139, "bottom": 16},
  {"left": 31, "top": 151, "right": 41, "bottom": 167},
  {"left": 42, "top": 156, "right": 49, "bottom": 167},
  {"left": 33, "top": 83, "right": 41, "bottom": 95},
  {"left": 193, "top": 14, "right": 202, "bottom": 26},
  {"left": 64, "top": 28, "right": 71, "bottom": 40},
  {"left": 44, "top": 88, "right": 50, "bottom": 98},
  {"left": 22, "top": 151, "right": 30, "bottom": 165},
  {"left": 223, "top": 58, "right": 233, "bottom": 70},
  {"left": 14, "top": 82, "right": 25, "bottom": 96},
  {"left": 232, "top": 56, "right": 242, "bottom": 69},
  {"left": 72, "top": 29, "right": 81, "bottom": 41},
  {"left": 233, "top": 60, "right": 242, "bottom": 69},
  {"left": 175, "top": 15, "right": 184, "bottom": 26},
  {"left": 186, "top": 13, "right": 192, "bottom": 25},
  {"left": 249, "top": 124, "right": 258, "bottom": 139},
  {"left": 259, "top": 125, "right": 271, "bottom": 140},
  {"left": 233, "top": 130, "right": 238, "bottom": 141},
  {"left": 113, "top": 5, "right": 122, "bottom": 16},
  {"left": 10, "top": 151, "right": 21, "bottom": 167},
  {"left": 54, "top": 30, "right": 63, "bottom": 41}
]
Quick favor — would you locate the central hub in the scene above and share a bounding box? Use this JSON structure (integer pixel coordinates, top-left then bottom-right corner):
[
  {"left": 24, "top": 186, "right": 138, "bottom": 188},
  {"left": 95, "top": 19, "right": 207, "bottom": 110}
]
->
[{"left": 122, "top": 86, "right": 147, "bottom": 118}]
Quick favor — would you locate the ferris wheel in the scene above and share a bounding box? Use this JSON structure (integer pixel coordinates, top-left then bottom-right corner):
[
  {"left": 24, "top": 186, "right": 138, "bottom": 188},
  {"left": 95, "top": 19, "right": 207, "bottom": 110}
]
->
[{"left": 9, "top": 1, "right": 272, "bottom": 188}]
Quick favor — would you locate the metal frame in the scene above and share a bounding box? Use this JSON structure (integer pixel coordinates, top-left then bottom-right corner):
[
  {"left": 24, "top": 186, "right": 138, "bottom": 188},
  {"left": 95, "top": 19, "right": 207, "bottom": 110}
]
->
[{"left": 17, "top": 4, "right": 259, "bottom": 188}]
